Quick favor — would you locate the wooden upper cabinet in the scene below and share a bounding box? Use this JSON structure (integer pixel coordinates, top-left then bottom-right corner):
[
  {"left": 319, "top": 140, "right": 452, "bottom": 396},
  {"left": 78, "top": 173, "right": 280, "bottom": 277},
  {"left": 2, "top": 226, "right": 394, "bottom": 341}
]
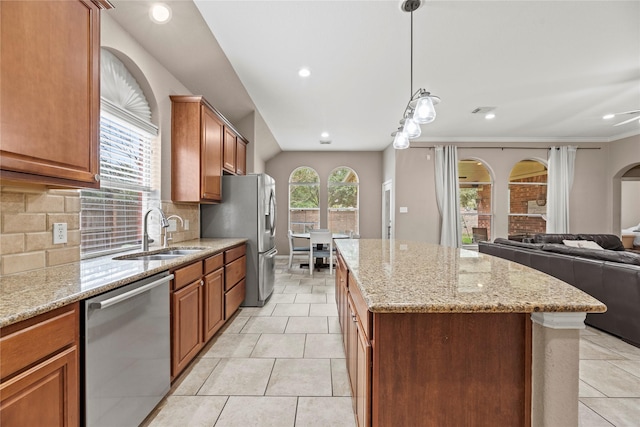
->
[
  {"left": 223, "top": 128, "right": 237, "bottom": 173},
  {"left": 223, "top": 129, "right": 247, "bottom": 175},
  {"left": 201, "top": 107, "right": 223, "bottom": 201},
  {"left": 171, "top": 95, "right": 249, "bottom": 201},
  {"left": 0, "top": 0, "right": 111, "bottom": 188},
  {"left": 236, "top": 139, "right": 247, "bottom": 175},
  {"left": 171, "top": 96, "right": 223, "bottom": 203}
]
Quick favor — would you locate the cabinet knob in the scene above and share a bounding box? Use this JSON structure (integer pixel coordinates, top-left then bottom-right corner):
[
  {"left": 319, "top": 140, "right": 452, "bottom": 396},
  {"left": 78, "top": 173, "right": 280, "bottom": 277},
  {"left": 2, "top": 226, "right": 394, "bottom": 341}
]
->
[
  {"left": 200, "top": 280, "right": 204, "bottom": 286},
  {"left": 94, "top": 174, "right": 100, "bottom": 182}
]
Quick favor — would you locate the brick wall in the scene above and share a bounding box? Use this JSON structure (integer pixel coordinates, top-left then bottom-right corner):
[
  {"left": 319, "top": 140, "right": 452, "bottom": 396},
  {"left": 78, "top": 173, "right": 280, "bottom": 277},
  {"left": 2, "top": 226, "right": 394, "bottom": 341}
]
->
[{"left": 508, "top": 176, "right": 547, "bottom": 236}]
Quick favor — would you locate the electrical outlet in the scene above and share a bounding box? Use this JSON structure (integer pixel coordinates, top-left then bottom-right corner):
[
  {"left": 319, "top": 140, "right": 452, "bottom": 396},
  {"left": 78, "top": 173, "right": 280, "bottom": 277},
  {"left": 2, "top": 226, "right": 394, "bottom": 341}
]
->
[
  {"left": 167, "top": 219, "right": 177, "bottom": 232},
  {"left": 184, "top": 220, "right": 189, "bottom": 230},
  {"left": 399, "top": 207, "right": 408, "bottom": 213},
  {"left": 53, "top": 223, "right": 67, "bottom": 244}
]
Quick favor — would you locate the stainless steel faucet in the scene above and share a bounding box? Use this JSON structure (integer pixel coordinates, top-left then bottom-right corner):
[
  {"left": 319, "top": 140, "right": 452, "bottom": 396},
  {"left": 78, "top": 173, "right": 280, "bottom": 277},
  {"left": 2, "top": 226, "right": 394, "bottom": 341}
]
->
[
  {"left": 142, "top": 207, "right": 170, "bottom": 251},
  {"left": 164, "top": 214, "right": 184, "bottom": 247}
]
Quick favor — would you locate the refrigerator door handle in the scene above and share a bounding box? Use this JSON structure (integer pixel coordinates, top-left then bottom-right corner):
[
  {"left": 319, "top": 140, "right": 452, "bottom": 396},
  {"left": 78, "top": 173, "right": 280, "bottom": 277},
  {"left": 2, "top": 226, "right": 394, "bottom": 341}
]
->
[
  {"left": 265, "top": 248, "right": 278, "bottom": 258},
  {"left": 269, "top": 190, "right": 277, "bottom": 238}
]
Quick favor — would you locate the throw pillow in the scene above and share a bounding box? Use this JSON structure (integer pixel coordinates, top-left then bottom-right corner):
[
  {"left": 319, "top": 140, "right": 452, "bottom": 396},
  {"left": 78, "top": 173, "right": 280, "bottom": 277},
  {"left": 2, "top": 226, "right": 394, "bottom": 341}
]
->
[{"left": 562, "top": 240, "right": 604, "bottom": 250}]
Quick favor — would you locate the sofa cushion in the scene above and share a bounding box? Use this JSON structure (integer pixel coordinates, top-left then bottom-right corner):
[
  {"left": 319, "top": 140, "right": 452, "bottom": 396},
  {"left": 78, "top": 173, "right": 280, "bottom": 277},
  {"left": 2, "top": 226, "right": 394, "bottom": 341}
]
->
[
  {"left": 533, "top": 233, "right": 578, "bottom": 244},
  {"left": 541, "top": 243, "right": 640, "bottom": 265},
  {"left": 563, "top": 240, "right": 604, "bottom": 250},
  {"left": 577, "top": 234, "right": 625, "bottom": 251},
  {"left": 493, "top": 238, "right": 545, "bottom": 250}
]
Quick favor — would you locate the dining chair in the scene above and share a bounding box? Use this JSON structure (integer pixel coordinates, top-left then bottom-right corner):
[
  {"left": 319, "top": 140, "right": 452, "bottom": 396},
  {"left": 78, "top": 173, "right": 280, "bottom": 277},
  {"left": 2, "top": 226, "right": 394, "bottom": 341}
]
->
[
  {"left": 288, "top": 229, "right": 310, "bottom": 269},
  {"left": 309, "top": 229, "right": 333, "bottom": 275}
]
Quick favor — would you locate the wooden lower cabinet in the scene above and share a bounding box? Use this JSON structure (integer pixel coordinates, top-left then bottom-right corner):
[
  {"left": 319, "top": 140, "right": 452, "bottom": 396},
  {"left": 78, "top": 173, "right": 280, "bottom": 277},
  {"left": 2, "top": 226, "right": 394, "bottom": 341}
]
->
[
  {"left": 355, "top": 320, "right": 371, "bottom": 427},
  {"left": 171, "top": 279, "right": 203, "bottom": 378},
  {"left": 171, "top": 246, "right": 246, "bottom": 379},
  {"left": 203, "top": 267, "right": 225, "bottom": 342},
  {"left": 0, "top": 303, "right": 80, "bottom": 427},
  {"left": 1, "top": 347, "right": 78, "bottom": 427}
]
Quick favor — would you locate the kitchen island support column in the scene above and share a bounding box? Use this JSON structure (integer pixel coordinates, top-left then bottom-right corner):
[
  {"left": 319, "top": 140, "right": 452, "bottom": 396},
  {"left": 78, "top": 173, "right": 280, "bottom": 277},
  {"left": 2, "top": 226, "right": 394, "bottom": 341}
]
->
[{"left": 530, "top": 312, "right": 586, "bottom": 427}]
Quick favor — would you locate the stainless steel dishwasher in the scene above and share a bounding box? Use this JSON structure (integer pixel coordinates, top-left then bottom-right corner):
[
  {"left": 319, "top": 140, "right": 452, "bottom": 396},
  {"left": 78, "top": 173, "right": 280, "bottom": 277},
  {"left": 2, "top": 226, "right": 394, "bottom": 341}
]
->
[{"left": 83, "top": 272, "right": 173, "bottom": 427}]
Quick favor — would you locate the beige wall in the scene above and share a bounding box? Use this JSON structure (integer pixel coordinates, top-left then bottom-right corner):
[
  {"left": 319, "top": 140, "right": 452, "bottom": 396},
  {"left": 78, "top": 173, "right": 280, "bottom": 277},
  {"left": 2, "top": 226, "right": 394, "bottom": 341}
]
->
[
  {"left": 236, "top": 110, "right": 282, "bottom": 174},
  {"left": 266, "top": 151, "right": 383, "bottom": 255}
]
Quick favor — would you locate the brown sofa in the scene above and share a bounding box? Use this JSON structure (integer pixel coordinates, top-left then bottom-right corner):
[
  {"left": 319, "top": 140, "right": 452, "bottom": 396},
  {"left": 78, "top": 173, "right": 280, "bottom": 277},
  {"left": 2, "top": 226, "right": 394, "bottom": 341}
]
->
[{"left": 479, "top": 233, "right": 640, "bottom": 347}]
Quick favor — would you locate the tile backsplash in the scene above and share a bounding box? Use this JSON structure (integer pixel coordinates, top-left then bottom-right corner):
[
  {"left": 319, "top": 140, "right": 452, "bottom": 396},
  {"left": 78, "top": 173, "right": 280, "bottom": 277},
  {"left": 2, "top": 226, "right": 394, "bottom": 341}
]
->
[{"left": 0, "top": 185, "right": 200, "bottom": 275}]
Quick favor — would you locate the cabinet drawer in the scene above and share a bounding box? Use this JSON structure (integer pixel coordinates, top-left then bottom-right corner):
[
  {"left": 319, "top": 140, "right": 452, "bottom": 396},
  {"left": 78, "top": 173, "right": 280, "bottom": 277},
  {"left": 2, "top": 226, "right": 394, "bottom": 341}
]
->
[
  {"left": 349, "top": 273, "right": 371, "bottom": 339},
  {"left": 225, "top": 255, "right": 246, "bottom": 291},
  {"left": 1, "top": 303, "right": 78, "bottom": 380},
  {"left": 225, "top": 279, "right": 246, "bottom": 319},
  {"left": 173, "top": 261, "right": 203, "bottom": 291},
  {"left": 204, "top": 253, "right": 224, "bottom": 275},
  {"left": 224, "top": 245, "right": 246, "bottom": 263}
]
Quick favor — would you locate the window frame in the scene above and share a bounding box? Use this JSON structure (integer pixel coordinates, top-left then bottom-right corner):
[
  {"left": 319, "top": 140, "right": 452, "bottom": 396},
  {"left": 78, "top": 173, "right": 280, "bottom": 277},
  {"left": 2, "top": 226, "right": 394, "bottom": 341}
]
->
[
  {"left": 288, "top": 166, "right": 321, "bottom": 233},
  {"left": 458, "top": 159, "right": 493, "bottom": 247},
  {"left": 327, "top": 166, "right": 360, "bottom": 235},
  {"left": 507, "top": 159, "right": 548, "bottom": 238}
]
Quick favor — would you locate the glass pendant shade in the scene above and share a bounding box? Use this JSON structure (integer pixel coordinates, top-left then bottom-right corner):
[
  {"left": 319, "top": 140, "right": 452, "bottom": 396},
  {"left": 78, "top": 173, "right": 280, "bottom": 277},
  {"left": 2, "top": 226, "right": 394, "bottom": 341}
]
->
[
  {"left": 392, "top": 130, "right": 410, "bottom": 149},
  {"left": 404, "top": 117, "right": 421, "bottom": 139},
  {"left": 413, "top": 95, "right": 436, "bottom": 124}
]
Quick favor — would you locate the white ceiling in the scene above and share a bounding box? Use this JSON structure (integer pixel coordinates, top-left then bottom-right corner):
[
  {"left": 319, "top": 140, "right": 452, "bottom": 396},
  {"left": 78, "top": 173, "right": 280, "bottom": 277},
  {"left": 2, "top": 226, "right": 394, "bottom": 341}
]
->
[{"left": 108, "top": 1, "right": 640, "bottom": 152}]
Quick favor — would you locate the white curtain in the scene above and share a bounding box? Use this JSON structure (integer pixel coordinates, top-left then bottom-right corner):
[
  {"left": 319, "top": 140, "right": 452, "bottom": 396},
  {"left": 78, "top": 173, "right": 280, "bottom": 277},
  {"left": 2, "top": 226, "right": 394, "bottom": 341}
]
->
[
  {"left": 546, "top": 146, "right": 577, "bottom": 233},
  {"left": 434, "top": 146, "right": 461, "bottom": 247}
]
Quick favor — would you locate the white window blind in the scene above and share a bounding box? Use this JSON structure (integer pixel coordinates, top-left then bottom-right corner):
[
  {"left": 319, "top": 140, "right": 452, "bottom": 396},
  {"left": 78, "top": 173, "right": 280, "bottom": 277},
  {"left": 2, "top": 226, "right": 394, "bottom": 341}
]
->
[{"left": 80, "top": 112, "right": 158, "bottom": 258}]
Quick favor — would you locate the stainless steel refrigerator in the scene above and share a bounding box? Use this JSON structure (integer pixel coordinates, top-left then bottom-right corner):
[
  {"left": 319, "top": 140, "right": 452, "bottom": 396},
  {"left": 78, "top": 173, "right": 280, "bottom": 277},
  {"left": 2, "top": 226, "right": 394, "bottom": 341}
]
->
[{"left": 201, "top": 173, "right": 277, "bottom": 306}]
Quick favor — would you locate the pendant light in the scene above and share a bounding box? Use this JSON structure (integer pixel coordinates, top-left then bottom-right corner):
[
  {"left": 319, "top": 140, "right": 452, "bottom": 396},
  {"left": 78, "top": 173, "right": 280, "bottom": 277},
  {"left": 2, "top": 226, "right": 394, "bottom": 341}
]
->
[
  {"left": 392, "top": 127, "right": 410, "bottom": 149},
  {"left": 391, "top": 0, "right": 440, "bottom": 149}
]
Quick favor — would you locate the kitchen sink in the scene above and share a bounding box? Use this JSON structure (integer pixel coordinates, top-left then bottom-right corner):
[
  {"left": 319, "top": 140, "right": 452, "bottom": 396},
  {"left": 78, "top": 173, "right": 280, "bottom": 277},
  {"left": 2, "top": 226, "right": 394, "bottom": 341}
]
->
[
  {"left": 162, "top": 249, "right": 205, "bottom": 255},
  {"left": 113, "top": 247, "right": 207, "bottom": 261}
]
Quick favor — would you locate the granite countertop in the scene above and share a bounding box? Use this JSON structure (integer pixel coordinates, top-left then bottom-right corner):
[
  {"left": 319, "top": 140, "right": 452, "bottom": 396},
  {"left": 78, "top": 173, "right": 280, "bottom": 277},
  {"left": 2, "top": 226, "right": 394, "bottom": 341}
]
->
[
  {"left": 0, "top": 238, "right": 247, "bottom": 328},
  {"left": 335, "top": 239, "right": 607, "bottom": 314}
]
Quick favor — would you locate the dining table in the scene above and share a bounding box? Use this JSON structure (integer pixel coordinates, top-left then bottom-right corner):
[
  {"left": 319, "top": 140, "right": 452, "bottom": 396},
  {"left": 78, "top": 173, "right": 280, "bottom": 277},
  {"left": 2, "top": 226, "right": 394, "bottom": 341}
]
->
[{"left": 291, "top": 232, "right": 351, "bottom": 269}]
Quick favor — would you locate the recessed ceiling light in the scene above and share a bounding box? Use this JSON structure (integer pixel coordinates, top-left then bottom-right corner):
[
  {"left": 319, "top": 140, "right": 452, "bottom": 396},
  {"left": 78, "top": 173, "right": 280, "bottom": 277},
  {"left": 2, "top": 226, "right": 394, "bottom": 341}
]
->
[
  {"left": 602, "top": 113, "right": 615, "bottom": 120},
  {"left": 485, "top": 113, "right": 496, "bottom": 120},
  {"left": 298, "top": 67, "right": 311, "bottom": 78},
  {"left": 320, "top": 131, "right": 331, "bottom": 144},
  {"left": 150, "top": 3, "right": 172, "bottom": 24}
]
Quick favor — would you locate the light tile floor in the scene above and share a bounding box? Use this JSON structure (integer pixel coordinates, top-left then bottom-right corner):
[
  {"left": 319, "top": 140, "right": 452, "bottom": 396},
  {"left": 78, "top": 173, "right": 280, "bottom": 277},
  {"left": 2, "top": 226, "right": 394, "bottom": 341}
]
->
[
  {"left": 579, "top": 327, "right": 640, "bottom": 426},
  {"left": 144, "top": 256, "right": 640, "bottom": 426},
  {"left": 144, "top": 257, "right": 356, "bottom": 427}
]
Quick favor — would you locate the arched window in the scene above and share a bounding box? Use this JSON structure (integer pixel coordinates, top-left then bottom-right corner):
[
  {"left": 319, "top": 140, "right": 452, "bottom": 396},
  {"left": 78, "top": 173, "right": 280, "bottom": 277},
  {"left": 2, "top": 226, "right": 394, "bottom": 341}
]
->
[
  {"left": 458, "top": 160, "right": 492, "bottom": 245},
  {"left": 289, "top": 167, "right": 320, "bottom": 232},
  {"left": 327, "top": 167, "right": 359, "bottom": 235},
  {"left": 80, "top": 49, "right": 160, "bottom": 258},
  {"left": 508, "top": 160, "right": 547, "bottom": 240}
]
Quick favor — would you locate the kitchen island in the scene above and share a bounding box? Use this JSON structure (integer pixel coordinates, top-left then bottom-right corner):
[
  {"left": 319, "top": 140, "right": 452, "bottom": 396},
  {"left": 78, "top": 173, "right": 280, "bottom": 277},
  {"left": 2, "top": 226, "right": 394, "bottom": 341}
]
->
[{"left": 334, "top": 239, "right": 606, "bottom": 427}]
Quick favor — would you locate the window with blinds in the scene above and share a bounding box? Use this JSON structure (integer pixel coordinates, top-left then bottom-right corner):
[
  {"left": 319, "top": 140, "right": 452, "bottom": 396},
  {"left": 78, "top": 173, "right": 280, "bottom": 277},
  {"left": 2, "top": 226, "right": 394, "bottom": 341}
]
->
[{"left": 80, "top": 113, "right": 158, "bottom": 258}]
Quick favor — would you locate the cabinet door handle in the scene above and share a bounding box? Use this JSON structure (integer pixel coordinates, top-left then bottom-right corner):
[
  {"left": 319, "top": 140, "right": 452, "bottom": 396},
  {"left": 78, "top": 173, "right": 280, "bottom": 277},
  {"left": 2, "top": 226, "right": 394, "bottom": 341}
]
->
[{"left": 200, "top": 280, "right": 204, "bottom": 286}]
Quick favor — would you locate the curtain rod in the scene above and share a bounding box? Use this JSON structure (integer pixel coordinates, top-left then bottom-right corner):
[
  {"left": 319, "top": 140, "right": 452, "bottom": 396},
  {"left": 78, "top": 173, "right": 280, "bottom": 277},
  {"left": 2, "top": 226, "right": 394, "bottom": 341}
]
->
[{"left": 409, "top": 146, "right": 601, "bottom": 150}]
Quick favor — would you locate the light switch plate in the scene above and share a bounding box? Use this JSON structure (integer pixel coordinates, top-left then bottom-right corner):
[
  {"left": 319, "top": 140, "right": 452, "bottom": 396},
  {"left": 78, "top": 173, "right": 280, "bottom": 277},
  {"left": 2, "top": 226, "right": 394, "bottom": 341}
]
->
[
  {"left": 167, "top": 219, "right": 177, "bottom": 232},
  {"left": 399, "top": 207, "right": 408, "bottom": 213},
  {"left": 184, "top": 220, "right": 190, "bottom": 230},
  {"left": 53, "top": 223, "right": 67, "bottom": 244}
]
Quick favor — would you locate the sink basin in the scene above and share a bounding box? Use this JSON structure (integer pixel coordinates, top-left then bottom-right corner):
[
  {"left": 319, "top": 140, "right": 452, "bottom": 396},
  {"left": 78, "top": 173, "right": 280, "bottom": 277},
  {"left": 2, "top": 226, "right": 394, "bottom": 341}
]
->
[
  {"left": 113, "top": 247, "right": 207, "bottom": 261},
  {"left": 114, "top": 253, "right": 183, "bottom": 261},
  {"left": 162, "top": 249, "right": 205, "bottom": 255}
]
